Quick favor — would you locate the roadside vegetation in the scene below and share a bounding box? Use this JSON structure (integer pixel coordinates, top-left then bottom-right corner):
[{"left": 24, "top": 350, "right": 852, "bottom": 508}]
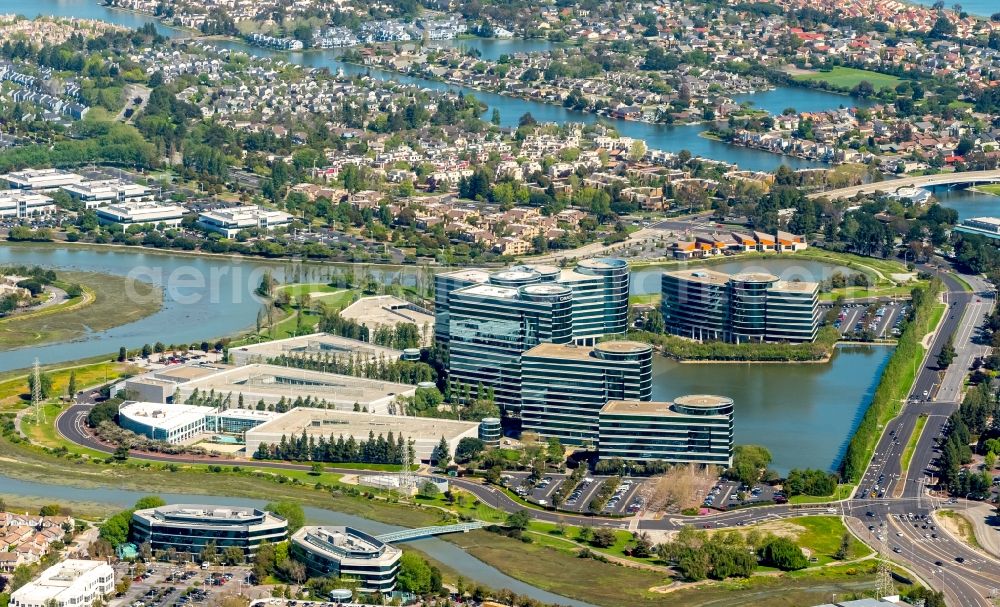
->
[{"left": 841, "top": 279, "right": 943, "bottom": 482}]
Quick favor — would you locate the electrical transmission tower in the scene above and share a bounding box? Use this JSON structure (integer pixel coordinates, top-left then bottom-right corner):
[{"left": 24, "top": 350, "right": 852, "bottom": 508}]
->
[
  {"left": 31, "top": 358, "right": 44, "bottom": 424},
  {"left": 874, "top": 542, "right": 895, "bottom": 600},
  {"left": 400, "top": 438, "right": 414, "bottom": 494}
]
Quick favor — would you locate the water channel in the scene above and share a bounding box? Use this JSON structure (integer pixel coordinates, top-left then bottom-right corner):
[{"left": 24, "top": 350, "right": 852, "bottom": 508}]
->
[{"left": 0, "top": 473, "right": 596, "bottom": 607}]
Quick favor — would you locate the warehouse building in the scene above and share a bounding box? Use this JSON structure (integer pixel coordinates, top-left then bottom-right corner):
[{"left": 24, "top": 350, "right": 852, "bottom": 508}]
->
[
  {"left": 244, "top": 407, "right": 480, "bottom": 462},
  {"left": 598, "top": 396, "right": 734, "bottom": 466},
  {"left": 131, "top": 504, "right": 287, "bottom": 560},
  {"left": 9, "top": 560, "right": 114, "bottom": 607},
  {"left": 113, "top": 365, "right": 222, "bottom": 404},
  {"left": 290, "top": 526, "right": 401, "bottom": 593}
]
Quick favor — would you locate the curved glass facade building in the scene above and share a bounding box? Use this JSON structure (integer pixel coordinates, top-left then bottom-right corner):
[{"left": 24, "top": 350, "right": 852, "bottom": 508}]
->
[
  {"left": 447, "top": 282, "right": 573, "bottom": 414},
  {"left": 599, "top": 395, "right": 734, "bottom": 466},
  {"left": 729, "top": 272, "right": 776, "bottom": 343},
  {"left": 520, "top": 340, "right": 652, "bottom": 444},
  {"left": 661, "top": 268, "right": 818, "bottom": 344}
]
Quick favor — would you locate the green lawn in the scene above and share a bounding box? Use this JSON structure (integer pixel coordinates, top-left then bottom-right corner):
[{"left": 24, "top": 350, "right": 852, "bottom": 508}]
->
[
  {"left": 900, "top": 414, "right": 928, "bottom": 474},
  {"left": 728, "top": 516, "right": 872, "bottom": 566},
  {"left": 629, "top": 293, "right": 661, "bottom": 306},
  {"left": 973, "top": 184, "right": 1000, "bottom": 196},
  {"left": 793, "top": 67, "right": 904, "bottom": 91},
  {"left": 788, "top": 484, "right": 854, "bottom": 504}
]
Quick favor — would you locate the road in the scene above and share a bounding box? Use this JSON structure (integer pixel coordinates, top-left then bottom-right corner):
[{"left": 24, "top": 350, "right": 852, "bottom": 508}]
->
[{"left": 806, "top": 170, "right": 1000, "bottom": 200}]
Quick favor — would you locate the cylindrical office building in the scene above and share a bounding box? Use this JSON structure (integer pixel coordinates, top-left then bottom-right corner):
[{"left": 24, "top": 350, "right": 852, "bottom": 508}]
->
[{"left": 729, "top": 272, "right": 776, "bottom": 343}]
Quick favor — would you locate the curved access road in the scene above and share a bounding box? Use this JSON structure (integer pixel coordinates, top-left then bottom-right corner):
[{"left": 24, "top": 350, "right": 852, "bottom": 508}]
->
[{"left": 807, "top": 169, "right": 1000, "bottom": 200}]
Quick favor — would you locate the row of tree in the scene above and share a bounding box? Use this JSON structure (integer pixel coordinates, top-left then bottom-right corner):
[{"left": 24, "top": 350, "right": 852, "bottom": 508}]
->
[{"left": 253, "top": 430, "right": 415, "bottom": 465}]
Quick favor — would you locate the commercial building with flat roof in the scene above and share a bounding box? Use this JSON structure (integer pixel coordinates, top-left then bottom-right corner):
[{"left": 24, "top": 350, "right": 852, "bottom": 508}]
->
[
  {"left": 119, "top": 402, "right": 211, "bottom": 444},
  {"left": 113, "top": 364, "right": 223, "bottom": 403},
  {"left": 197, "top": 205, "right": 292, "bottom": 237},
  {"left": 290, "top": 526, "right": 401, "bottom": 593},
  {"left": 598, "top": 396, "right": 734, "bottom": 466},
  {"left": 661, "top": 269, "right": 819, "bottom": 343},
  {"left": 175, "top": 364, "right": 416, "bottom": 414},
  {"left": 955, "top": 216, "right": 1000, "bottom": 241},
  {"left": 520, "top": 341, "right": 652, "bottom": 445},
  {"left": 339, "top": 296, "right": 435, "bottom": 346},
  {"left": 95, "top": 200, "right": 185, "bottom": 229},
  {"left": 131, "top": 505, "right": 288, "bottom": 560},
  {"left": 62, "top": 179, "right": 153, "bottom": 208},
  {"left": 2, "top": 168, "right": 83, "bottom": 191},
  {"left": 0, "top": 191, "right": 56, "bottom": 218},
  {"left": 244, "top": 407, "right": 479, "bottom": 462},
  {"left": 229, "top": 333, "right": 402, "bottom": 367},
  {"left": 9, "top": 560, "right": 114, "bottom": 607}
]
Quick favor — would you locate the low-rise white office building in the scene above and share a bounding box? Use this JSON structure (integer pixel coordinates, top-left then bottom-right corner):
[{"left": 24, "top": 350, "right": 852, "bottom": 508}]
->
[
  {"left": 9, "top": 559, "right": 114, "bottom": 607},
  {"left": 2, "top": 168, "right": 84, "bottom": 191},
  {"left": 196, "top": 205, "right": 292, "bottom": 237},
  {"left": 95, "top": 200, "right": 185, "bottom": 229},
  {"left": 118, "top": 402, "right": 210, "bottom": 444},
  {"left": 62, "top": 179, "right": 154, "bottom": 208},
  {"left": 0, "top": 191, "right": 56, "bottom": 218},
  {"left": 132, "top": 504, "right": 288, "bottom": 560}
]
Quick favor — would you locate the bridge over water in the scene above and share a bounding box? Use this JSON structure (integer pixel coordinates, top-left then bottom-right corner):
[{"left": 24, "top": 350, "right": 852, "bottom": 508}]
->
[
  {"left": 375, "top": 521, "right": 486, "bottom": 543},
  {"left": 806, "top": 169, "right": 1000, "bottom": 200}
]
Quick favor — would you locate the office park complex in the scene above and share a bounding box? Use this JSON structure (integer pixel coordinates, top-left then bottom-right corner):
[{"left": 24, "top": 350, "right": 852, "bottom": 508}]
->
[{"left": 5, "top": 0, "right": 1000, "bottom": 604}]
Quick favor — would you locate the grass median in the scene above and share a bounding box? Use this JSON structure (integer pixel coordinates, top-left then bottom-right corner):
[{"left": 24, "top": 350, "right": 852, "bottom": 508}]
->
[{"left": 900, "top": 414, "right": 928, "bottom": 474}]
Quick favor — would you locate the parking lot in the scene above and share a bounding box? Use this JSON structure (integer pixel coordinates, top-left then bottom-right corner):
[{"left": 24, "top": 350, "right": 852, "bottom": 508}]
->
[
  {"left": 111, "top": 564, "right": 255, "bottom": 607},
  {"left": 827, "top": 300, "right": 908, "bottom": 339},
  {"left": 501, "top": 472, "right": 646, "bottom": 515},
  {"left": 701, "top": 480, "right": 784, "bottom": 510}
]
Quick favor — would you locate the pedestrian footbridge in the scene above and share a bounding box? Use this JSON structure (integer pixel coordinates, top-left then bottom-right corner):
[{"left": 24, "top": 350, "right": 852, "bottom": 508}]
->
[{"left": 375, "top": 521, "right": 486, "bottom": 543}]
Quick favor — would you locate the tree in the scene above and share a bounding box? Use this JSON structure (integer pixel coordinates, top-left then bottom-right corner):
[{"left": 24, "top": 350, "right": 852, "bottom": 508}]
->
[
  {"left": 759, "top": 537, "right": 808, "bottom": 570},
  {"left": 39, "top": 504, "right": 62, "bottom": 516},
  {"left": 118, "top": 346, "right": 128, "bottom": 362},
  {"left": 222, "top": 545, "right": 245, "bottom": 565},
  {"left": 67, "top": 370, "right": 77, "bottom": 397},
  {"left": 454, "top": 437, "right": 486, "bottom": 464},
  {"left": 397, "top": 552, "right": 433, "bottom": 594},
  {"left": 27, "top": 371, "right": 53, "bottom": 400},
  {"left": 937, "top": 336, "right": 956, "bottom": 369},
  {"left": 98, "top": 510, "right": 132, "bottom": 547},
  {"left": 505, "top": 509, "right": 531, "bottom": 532},
  {"left": 590, "top": 528, "right": 616, "bottom": 548},
  {"left": 726, "top": 445, "right": 772, "bottom": 487},
  {"left": 431, "top": 436, "right": 450, "bottom": 467},
  {"left": 418, "top": 481, "right": 440, "bottom": 499},
  {"left": 113, "top": 445, "right": 130, "bottom": 461},
  {"left": 265, "top": 501, "right": 304, "bottom": 532}
]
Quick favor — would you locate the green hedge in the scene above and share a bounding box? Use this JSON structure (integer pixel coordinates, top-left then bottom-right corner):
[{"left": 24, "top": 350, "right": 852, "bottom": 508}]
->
[
  {"left": 841, "top": 279, "right": 943, "bottom": 481},
  {"left": 626, "top": 326, "right": 839, "bottom": 362}
]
